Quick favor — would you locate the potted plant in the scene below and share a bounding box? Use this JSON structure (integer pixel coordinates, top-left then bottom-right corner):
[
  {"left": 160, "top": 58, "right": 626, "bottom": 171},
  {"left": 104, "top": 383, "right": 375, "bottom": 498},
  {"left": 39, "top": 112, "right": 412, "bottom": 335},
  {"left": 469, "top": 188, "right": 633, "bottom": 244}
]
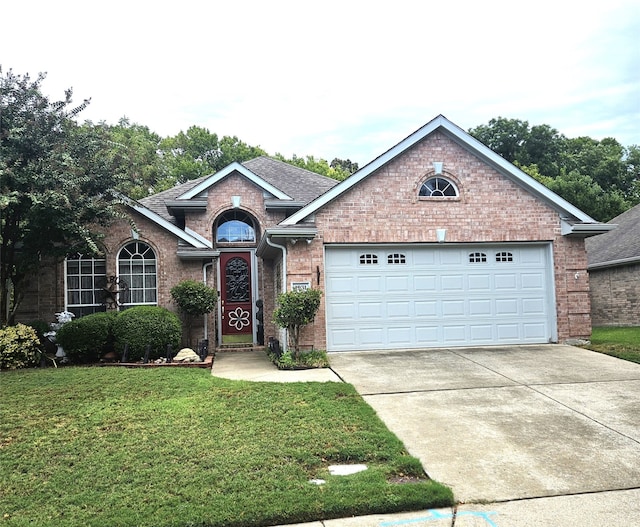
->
[{"left": 273, "top": 288, "right": 322, "bottom": 361}]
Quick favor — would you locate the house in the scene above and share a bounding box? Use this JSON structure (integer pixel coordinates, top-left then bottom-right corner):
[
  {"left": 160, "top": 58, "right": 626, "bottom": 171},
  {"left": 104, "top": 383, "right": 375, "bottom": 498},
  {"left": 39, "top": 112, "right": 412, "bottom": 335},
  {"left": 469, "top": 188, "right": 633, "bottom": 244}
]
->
[
  {"left": 18, "top": 115, "right": 613, "bottom": 352},
  {"left": 586, "top": 203, "right": 640, "bottom": 326}
]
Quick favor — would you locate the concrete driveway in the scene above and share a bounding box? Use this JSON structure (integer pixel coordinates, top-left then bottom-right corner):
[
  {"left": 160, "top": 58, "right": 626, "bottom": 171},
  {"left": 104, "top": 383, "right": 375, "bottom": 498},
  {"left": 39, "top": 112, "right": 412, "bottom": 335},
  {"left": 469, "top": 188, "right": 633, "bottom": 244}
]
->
[{"left": 328, "top": 344, "right": 640, "bottom": 504}]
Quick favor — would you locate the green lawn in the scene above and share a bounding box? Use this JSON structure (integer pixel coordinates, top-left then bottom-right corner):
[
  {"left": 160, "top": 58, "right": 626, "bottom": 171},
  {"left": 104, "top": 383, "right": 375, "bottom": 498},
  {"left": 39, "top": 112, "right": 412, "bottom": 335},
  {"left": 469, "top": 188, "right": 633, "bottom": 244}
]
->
[
  {"left": 583, "top": 326, "right": 640, "bottom": 364},
  {"left": 0, "top": 367, "right": 452, "bottom": 527}
]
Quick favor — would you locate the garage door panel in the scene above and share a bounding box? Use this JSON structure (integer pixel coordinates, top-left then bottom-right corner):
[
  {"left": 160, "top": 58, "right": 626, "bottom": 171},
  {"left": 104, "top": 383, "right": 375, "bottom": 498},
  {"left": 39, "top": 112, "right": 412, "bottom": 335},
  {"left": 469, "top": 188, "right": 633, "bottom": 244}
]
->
[
  {"left": 522, "top": 298, "right": 545, "bottom": 314},
  {"left": 414, "top": 275, "right": 437, "bottom": 291},
  {"left": 496, "top": 324, "right": 520, "bottom": 340},
  {"left": 358, "top": 276, "right": 383, "bottom": 292},
  {"left": 359, "top": 327, "right": 384, "bottom": 345},
  {"left": 468, "top": 274, "right": 491, "bottom": 290},
  {"left": 442, "top": 300, "right": 465, "bottom": 316},
  {"left": 443, "top": 325, "right": 467, "bottom": 343},
  {"left": 415, "top": 300, "right": 438, "bottom": 317},
  {"left": 495, "top": 274, "right": 517, "bottom": 290},
  {"left": 524, "top": 323, "right": 547, "bottom": 339},
  {"left": 327, "top": 302, "right": 356, "bottom": 319},
  {"left": 358, "top": 302, "right": 383, "bottom": 318},
  {"left": 496, "top": 298, "right": 519, "bottom": 315},
  {"left": 470, "top": 325, "right": 493, "bottom": 341},
  {"left": 325, "top": 245, "right": 553, "bottom": 351},
  {"left": 387, "top": 301, "right": 411, "bottom": 317},
  {"left": 441, "top": 275, "right": 465, "bottom": 291},
  {"left": 469, "top": 299, "right": 492, "bottom": 316},
  {"left": 388, "top": 327, "right": 413, "bottom": 345},
  {"left": 327, "top": 276, "right": 355, "bottom": 294},
  {"left": 521, "top": 273, "right": 544, "bottom": 289},
  {"left": 386, "top": 275, "right": 410, "bottom": 292}
]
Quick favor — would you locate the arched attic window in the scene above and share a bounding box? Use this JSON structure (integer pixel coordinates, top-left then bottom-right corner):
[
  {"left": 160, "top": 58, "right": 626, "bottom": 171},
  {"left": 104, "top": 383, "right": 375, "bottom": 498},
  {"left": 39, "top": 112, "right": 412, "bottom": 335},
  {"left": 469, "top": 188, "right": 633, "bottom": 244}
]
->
[
  {"left": 419, "top": 176, "right": 459, "bottom": 197},
  {"left": 215, "top": 210, "right": 257, "bottom": 244}
]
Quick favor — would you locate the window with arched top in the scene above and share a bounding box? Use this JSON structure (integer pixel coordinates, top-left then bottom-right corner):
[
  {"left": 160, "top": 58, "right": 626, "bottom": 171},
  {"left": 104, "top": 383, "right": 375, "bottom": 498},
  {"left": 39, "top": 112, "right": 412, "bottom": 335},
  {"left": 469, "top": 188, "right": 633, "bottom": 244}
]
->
[
  {"left": 419, "top": 177, "right": 458, "bottom": 197},
  {"left": 118, "top": 242, "right": 157, "bottom": 306},
  {"left": 215, "top": 210, "right": 256, "bottom": 243}
]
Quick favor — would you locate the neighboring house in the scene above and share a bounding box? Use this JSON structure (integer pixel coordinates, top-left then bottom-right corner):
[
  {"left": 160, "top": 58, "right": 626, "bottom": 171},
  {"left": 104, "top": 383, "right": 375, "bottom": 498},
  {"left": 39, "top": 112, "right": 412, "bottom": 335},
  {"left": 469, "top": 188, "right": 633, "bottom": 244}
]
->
[
  {"left": 586, "top": 203, "right": 640, "bottom": 326},
  {"left": 17, "top": 115, "right": 613, "bottom": 352}
]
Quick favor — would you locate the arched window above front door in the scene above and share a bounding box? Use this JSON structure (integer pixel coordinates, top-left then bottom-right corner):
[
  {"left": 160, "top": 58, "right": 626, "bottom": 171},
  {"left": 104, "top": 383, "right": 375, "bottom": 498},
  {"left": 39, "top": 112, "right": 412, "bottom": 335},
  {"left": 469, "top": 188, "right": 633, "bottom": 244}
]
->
[{"left": 215, "top": 211, "right": 256, "bottom": 244}]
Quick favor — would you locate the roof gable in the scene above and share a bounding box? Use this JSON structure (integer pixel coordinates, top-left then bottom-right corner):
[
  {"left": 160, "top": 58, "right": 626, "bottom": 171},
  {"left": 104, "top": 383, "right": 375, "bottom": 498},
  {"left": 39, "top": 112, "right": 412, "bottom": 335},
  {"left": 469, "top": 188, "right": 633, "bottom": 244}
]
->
[
  {"left": 177, "top": 161, "right": 292, "bottom": 201},
  {"left": 280, "top": 115, "right": 604, "bottom": 229},
  {"left": 124, "top": 197, "right": 211, "bottom": 249}
]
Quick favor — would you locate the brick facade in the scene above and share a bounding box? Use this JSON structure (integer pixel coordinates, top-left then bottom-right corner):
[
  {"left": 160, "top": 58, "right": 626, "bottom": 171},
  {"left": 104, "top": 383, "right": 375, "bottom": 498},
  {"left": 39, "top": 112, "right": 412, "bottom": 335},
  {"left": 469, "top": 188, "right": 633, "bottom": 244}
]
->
[{"left": 589, "top": 264, "right": 640, "bottom": 326}]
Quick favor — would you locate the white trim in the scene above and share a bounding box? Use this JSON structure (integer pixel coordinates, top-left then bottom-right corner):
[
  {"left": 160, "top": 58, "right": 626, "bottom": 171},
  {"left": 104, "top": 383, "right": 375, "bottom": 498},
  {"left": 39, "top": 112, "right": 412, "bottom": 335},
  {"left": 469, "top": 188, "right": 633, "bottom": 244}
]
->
[
  {"left": 177, "top": 162, "right": 293, "bottom": 201},
  {"left": 281, "top": 115, "right": 600, "bottom": 227},
  {"left": 125, "top": 198, "right": 210, "bottom": 249},
  {"left": 184, "top": 226, "right": 213, "bottom": 248}
]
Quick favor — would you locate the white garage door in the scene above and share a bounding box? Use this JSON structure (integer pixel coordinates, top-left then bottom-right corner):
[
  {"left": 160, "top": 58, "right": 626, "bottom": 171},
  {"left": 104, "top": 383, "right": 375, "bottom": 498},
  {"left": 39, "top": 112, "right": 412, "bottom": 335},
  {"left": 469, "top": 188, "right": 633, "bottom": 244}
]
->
[{"left": 325, "top": 244, "right": 556, "bottom": 351}]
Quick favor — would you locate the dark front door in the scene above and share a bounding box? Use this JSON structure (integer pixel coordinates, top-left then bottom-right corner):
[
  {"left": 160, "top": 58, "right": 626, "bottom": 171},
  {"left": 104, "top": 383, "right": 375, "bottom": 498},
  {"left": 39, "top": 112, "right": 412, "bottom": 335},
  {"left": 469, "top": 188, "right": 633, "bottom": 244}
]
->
[{"left": 220, "top": 252, "right": 253, "bottom": 344}]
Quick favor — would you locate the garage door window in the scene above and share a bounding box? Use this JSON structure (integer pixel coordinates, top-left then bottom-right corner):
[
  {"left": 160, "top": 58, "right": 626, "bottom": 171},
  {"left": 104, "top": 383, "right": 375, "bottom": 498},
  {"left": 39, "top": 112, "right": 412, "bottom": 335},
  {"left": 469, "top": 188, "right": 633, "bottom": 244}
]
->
[
  {"left": 496, "top": 251, "right": 514, "bottom": 262},
  {"left": 388, "top": 253, "right": 406, "bottom": 264},
  {"left": 359, "top": 254, "right": 378, "bottom": 264},
  {"left": 469, "top": 252, "right": 487, "bottom": 263}
]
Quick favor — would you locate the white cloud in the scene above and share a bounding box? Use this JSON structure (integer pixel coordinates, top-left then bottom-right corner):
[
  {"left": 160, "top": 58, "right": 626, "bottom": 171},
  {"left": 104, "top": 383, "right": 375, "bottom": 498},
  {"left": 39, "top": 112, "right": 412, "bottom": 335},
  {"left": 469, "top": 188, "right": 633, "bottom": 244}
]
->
[{"left": 4, "top": 0, "right": 639, "bottom": 165}]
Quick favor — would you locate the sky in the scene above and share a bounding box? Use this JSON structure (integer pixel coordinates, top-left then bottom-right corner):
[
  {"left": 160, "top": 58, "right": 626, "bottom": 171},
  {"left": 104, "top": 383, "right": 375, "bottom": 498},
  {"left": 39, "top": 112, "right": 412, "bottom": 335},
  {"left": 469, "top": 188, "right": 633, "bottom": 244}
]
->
[{"left": 4, "top": 0, "right": 640, "bottom": 166}]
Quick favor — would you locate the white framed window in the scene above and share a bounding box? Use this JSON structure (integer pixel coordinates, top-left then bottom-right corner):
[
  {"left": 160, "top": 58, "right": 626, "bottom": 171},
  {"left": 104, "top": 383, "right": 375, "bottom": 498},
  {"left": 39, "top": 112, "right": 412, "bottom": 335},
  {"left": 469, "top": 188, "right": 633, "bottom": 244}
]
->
[
  {"left": 215, "top": 211, "right": 256, "bottom": 243},
  {"left": 496, "top": 251, "right": 514, "bottom": 262},
  {"left": 65, "top": 254, "right": 107, "bottom": 317},
  {"left": 419, "top": 177, "right": 458, "bottom": 197},
  {"left": 118, "top": 242, "right": 157, "bottom": 307}
]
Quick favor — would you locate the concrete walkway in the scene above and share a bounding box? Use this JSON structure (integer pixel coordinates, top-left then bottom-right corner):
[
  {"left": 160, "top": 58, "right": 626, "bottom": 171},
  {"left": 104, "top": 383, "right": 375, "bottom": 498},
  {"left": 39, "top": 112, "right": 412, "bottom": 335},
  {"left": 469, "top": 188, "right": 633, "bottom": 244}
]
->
[{"left": 211, "top": 346, "right": 640, "bottom": 526}]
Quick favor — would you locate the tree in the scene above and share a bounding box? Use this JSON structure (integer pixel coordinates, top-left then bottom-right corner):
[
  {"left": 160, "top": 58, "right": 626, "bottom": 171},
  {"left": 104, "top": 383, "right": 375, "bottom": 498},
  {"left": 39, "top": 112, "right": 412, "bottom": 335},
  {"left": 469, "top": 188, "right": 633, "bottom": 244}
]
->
[
  {"left": 170, "top": 280, "right": 218, "bottom": 347},
  {"left": 273, "top": 288, "right": 322, "bottom": 360},
  {"left": 330, "top": 157, "right": 359, "bottom": 175},
  {"left": 103, "top": 118, "right": 164, "bottom": 199},
  {"left": 0, "top": 69, "right": 124, "bottom": 326},
  {"left": 470, "top": 117, "right": 637, "bottom": 221},
  {"left": 274, "top": 153, "right": 351, "bottom": 181},
  {"left": 158, "top": 126, "right": 266, "bottom": 184}
]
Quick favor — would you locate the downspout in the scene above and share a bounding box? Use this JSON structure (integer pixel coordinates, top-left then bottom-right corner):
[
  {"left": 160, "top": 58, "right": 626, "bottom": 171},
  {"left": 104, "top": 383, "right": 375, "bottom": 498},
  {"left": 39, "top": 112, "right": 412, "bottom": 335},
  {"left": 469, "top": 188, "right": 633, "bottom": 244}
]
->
[
  {"left": 265, "top": 235, "right": 287, "bottom": 349},
  {"left": 265, "top": 235, "right": 287, "bottom": 293},
  {"left": 203, "top": 260, "right": 215, "bottom": 341}
]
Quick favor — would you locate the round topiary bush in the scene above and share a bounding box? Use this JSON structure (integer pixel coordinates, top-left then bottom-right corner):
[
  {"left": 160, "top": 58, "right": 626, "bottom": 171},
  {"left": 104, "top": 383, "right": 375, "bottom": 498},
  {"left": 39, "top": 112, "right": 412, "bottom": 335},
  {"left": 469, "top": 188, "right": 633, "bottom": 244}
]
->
[
  {"left": 56, "top": 311, "right": 118, "bottom": 363},
  {"left": 113, "top": 306, "right": 182, "bottom": 362},
  {"left": 0, "top": 323, "right": 41, "bottom": 370}
]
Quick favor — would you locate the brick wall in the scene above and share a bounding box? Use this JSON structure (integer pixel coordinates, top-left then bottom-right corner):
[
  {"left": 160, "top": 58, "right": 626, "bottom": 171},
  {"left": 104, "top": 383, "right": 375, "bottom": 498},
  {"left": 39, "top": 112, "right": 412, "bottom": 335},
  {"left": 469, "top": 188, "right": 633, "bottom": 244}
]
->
[{"left": 589, "top": 264, "right": 640, "bottom": 326}]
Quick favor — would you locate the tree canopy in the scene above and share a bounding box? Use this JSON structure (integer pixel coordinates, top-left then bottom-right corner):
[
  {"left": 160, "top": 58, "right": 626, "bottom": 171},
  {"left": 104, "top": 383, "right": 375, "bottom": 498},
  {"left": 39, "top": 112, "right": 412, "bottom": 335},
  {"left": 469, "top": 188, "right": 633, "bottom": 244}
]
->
[
  {"left": 469, "top": 117, "right": 639, "bottom": 221},
  {"left": 0, "top": 69, "right": 125, "bottom": 325}
]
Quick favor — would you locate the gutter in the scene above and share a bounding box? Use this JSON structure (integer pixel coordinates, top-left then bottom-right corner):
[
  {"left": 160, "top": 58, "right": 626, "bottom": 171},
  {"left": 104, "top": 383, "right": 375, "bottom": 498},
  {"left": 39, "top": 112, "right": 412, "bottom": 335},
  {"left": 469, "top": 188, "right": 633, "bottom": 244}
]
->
[{"left": 588, "top": 255, "right": 640, "bottom": 271}]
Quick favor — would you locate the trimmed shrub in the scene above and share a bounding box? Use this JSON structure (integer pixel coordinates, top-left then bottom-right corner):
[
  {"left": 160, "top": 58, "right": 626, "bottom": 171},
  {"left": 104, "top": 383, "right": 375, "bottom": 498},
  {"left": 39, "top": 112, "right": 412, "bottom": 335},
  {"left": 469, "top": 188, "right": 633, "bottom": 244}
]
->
[
  {"left": 113, "top": 306, "right": 182, "bottom": 362},
  {"left": 0, "top": 323, "right": 41, "bottom": 370},
  {"left": 56, "top": 311, "right": 118, "bottom": 363}
]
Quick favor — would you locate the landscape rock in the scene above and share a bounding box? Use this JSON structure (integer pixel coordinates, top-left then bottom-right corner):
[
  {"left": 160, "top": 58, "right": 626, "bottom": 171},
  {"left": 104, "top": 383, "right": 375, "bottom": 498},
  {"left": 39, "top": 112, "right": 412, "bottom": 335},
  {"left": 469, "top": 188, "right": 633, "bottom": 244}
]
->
[{"left": 173, "top": 348, "right": 201, "bottom": 363}]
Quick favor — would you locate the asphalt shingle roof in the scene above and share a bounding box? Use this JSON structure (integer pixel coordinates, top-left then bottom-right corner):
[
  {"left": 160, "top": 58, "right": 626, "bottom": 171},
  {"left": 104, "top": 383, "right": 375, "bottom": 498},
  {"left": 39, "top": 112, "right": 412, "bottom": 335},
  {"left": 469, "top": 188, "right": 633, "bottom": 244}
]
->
[
  {"left": 138, "top": 156, "right": 339, "bottom": 221},
  {"left": 586, "top": 203, "right": 640, "bottom": 267}
]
